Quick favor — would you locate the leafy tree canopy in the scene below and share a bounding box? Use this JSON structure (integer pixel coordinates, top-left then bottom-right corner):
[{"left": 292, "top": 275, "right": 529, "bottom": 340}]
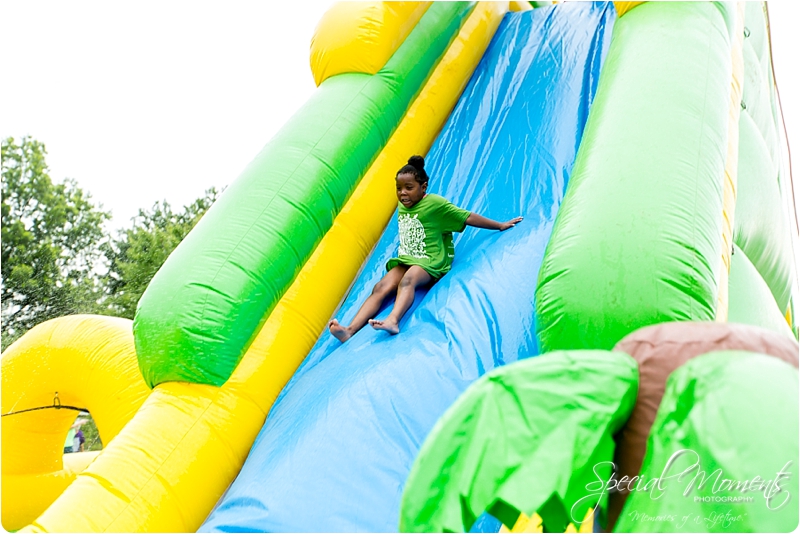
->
[
  {"left": 2, "top": 136, "right": 222, "bottom": 348},
  {"left": 2, "top": 137, "right": 109, "bottom": 345},
  {"left": 102, "top": 187, "right": 221, "bottom": 319}
]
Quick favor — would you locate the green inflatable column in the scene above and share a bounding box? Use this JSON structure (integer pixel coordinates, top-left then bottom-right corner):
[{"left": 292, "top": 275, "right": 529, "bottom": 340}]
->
[{"left": 535, "top": 2, "right": 735, "bottom": 352}]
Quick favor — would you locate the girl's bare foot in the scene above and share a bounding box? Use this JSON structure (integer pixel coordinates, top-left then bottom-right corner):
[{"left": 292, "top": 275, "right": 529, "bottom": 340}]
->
[
  {"left": 328, "top": 319, "right": 353, "bottom": 342},
  {"left": 369, "top": 318, "right": 400, "bottom": 335}
]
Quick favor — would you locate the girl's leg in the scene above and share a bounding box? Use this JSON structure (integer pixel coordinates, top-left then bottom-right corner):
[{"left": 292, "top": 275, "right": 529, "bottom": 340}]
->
[
  {"left": 370, "top": 266, "right": 432, "bottom": 335},
  {"left": 329, "top": 266, "right": 407, "bottom": 342}
]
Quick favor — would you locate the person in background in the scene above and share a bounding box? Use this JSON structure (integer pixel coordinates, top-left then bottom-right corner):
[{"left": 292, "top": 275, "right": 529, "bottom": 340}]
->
[
  {"left": 64, "top": 426, "right": 76, "bottom": 454},
  {"left": 74, "top": 427, "right": 86, "bottom": 452}
]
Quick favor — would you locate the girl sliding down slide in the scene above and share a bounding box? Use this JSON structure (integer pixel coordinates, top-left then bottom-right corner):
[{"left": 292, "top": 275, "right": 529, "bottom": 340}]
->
[{"left": 329, "top": 155, "right": 523, "bottom": 341}]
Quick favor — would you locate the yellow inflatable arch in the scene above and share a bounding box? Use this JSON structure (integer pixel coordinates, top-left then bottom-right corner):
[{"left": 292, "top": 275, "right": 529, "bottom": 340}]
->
[{"left": 1, "top": 315, "right": 149, "bottom": 530}]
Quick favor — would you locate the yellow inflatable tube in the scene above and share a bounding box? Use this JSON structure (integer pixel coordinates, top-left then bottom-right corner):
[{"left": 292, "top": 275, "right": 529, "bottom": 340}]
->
[
  {"left": 310, "top": 2, "right": 432, "bottom": 86},
  {"left": 1, "top": 315, "right": 149, "bottom": 531},
  {"left": 24, "top": 3, "right": 507, "bottom": 532},
  {"left": 3, "top": 452, "right": 100, "bottom": 532}
]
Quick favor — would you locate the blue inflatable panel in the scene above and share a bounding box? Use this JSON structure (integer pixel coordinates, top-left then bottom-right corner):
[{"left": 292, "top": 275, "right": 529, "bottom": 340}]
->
[
  {"left": 201, "top": 4, "right": 614, "bottom": 532},
  {"left": 470, "top": 512, "right": 504, "bottom": 533}
]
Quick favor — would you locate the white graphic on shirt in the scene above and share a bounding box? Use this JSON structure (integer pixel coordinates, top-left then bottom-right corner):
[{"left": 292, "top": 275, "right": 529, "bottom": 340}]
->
[{"left": 398, "top": 213, "right": 428, "bottom": 259}]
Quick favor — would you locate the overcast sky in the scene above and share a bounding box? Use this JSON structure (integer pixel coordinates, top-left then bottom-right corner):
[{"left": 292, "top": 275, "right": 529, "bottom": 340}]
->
[
  {"left": 1, "top": 1, "right": 335, "bottom": 229},
  {"left": 1, "top": 1, "right": 798, "bottom": 234}
]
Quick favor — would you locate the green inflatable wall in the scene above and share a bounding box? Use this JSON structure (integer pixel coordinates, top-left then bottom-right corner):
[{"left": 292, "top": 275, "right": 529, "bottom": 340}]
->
[{"left": 732, "top": 2, "right": 794, "bottom": 316}]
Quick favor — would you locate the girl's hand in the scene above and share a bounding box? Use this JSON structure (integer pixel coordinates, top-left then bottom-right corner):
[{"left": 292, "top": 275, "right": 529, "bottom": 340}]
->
[
  {"left": 499, "top": 216, "right": 523, "bottom": 231},
  {"left": 466, "top": 213, "right": 524, "bottom": 230}
]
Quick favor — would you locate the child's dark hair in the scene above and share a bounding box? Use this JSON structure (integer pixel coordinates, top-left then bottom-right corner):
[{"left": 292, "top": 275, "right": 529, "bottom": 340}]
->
[{"left": 397, "top": 155, "right": 429, "bottom": 185}]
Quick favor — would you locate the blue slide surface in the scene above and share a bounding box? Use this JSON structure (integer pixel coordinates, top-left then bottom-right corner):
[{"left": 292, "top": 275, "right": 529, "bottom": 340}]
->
[{"left": 201, "top": 4, "right": 614, "bottom": 532}]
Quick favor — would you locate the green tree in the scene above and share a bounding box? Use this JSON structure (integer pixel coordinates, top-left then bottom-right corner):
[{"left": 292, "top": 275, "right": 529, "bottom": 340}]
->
[
  {"left": 1, "top": 137, "right": 110, "bottom": 347},
  {"left": 80, "top": 412, "right": 103, "bottom": 451},
  {"left": 103, "top": 188, "right": 221, "bottom": 319}
]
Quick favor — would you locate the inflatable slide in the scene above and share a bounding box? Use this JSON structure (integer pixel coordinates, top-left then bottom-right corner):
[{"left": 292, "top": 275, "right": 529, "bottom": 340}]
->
[{"left": 2, "top": 2, "right": 797, "bottom": 533}]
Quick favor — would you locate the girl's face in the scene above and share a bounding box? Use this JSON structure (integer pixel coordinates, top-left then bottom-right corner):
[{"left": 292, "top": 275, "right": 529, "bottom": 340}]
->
[{"left": 396, "top": 172, "right": 427, "bottom": 208}]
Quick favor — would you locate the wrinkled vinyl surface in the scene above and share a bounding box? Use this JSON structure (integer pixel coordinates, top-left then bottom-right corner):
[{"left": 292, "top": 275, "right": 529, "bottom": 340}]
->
[{"left": 200, "top": 3, "right": 614, "bottom": 532}]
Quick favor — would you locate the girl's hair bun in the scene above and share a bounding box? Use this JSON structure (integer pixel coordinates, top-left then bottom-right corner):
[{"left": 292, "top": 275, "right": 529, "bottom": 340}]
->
[
  {"left": 408, "top": 155, "right": 425, "bottom": 171},
  {"left": 397, "top": 154, "right": 429, "bottom": 185}
]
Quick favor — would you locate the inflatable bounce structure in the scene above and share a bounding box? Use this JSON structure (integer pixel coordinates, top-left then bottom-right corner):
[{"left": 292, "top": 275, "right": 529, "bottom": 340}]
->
[{"left": 2, "top": 2, "right": 798, "bottom": 532}]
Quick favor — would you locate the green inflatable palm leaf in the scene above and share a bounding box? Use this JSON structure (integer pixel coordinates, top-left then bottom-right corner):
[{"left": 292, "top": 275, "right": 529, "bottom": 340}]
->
[
  {"left": 615, "top": 351, "right": 799, "bottom": 533},
  {"left": 400, "top": 350, "right": 638, "bottom": 532}
]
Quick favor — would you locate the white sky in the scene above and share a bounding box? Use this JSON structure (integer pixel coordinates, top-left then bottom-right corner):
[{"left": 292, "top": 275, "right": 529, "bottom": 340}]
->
[
  {"left": 0, "top": 1, "right": 798, "bottom": 235},
  {"left": 0, "top": 1, "right": 335, "bottom": 229}
]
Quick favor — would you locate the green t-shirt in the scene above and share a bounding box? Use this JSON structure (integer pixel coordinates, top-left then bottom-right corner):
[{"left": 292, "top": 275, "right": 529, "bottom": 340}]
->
[{"left": 386, "top": 194, "right": 471, "bottom": 279}]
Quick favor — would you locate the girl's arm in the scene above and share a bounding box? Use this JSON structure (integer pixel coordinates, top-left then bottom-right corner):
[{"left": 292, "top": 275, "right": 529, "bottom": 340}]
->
[{"left": 465, "top": 213, "right": 523, "bottom": 231}]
